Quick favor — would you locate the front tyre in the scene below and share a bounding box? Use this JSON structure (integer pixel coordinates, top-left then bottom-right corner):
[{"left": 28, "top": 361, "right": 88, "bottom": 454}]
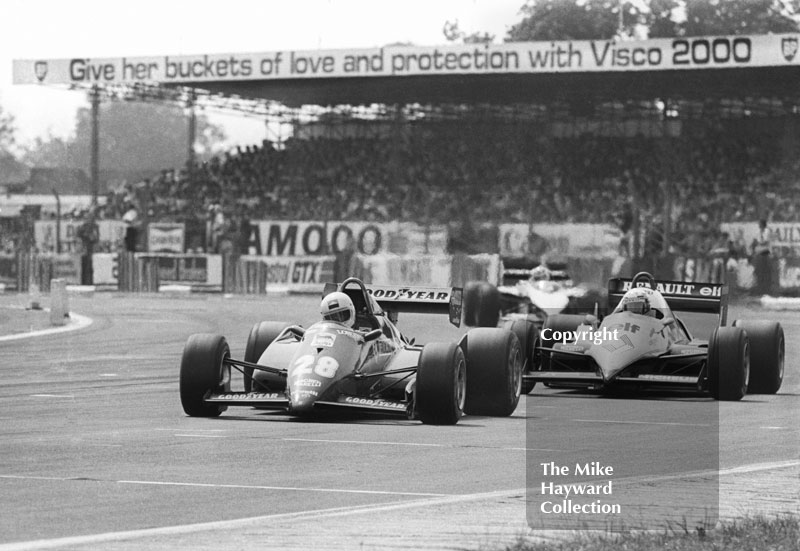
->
[
  {"left": 502, "top": 316, "right": 539, "bottom": 394},
  {"left": 416, "top": 343, "right": 466, "bottom": 425},
  {"left": 180, "top": 333, "right": 231, "bottom": 417},
  {"left": 707, "top": 326, "right": 749, "bottom": 401},
  {"left": 733, "top": 320, "right": 784, "bottom": 395},
  {"left": 463, "top": 328, "right": 522, "bottom": 416}
]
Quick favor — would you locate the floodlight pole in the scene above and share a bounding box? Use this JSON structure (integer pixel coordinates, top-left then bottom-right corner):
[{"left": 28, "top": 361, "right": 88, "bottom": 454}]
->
[
  {"left": 90, "top": 86, "right": 100, "bottom": 207},
  {"left": 187, "top": 90, "right": 196, "bottom": 181}
]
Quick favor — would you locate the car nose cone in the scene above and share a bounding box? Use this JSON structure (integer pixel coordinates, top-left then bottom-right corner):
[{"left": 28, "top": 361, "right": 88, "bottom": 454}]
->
[{"left": 289, "top": 390, "right": 317, "bottom": 414}]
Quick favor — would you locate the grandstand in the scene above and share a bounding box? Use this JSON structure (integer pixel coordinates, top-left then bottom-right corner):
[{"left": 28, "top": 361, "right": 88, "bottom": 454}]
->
[{"left": 9, "top": 36, "right": 800, "bottom": 291}]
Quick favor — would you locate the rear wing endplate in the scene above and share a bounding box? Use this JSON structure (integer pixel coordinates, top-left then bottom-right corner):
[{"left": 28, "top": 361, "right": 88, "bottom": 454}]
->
[{"left": 607, "top": 277, "right": 728, "bottom": 325}]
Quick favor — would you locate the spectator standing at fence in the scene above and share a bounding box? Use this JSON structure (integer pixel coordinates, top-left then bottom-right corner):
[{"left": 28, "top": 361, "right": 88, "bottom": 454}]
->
[
  {"left": 77, "top": 209, "right": 99, "bottom": 285},
  {"left": 208, "top": 204, "right": 226, "bottom": 253},
  {"left": 751, "top": 219, "right": 773, "bottom": 295},
  {"left": 123, "top": 206, "right": 139, "bottom": 253}
]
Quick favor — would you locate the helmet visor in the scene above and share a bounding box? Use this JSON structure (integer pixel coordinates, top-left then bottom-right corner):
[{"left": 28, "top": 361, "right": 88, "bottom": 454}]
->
[
  {"left": 323, "top": 309, "right": 351, "bottom": 323},
  {"left": 625, "top": 298, "right": 647, "bottom": 315}
]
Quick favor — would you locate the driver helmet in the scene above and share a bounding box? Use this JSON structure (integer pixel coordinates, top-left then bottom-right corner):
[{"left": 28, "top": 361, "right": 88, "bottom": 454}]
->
[
  {"left": 531, "top": 265, "right": 550, "bottom": 281},
  {"left": 621, "top": 289, "right": 650, "bottom": 316},
  {"left": 320, "top": 292, "right": 356, "bottom": 328}
]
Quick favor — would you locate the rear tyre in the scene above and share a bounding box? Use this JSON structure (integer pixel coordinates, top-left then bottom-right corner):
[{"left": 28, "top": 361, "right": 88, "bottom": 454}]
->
[
  {"left": 244, "top": 321, "right": 291, "bottom": 392},
  {"left": 463, "top": 328, "right": 522, "bottom": 416},
  {"left": 180, "top": 333, "right": 231, "bottom": 417},
  {"left": 540, "top": 314, "right": 587, "bottom": 370},
  {"left": 707, "top": 326, "right": 749, "bottom": 401},
  {"left": 463, "top": 281, "right": 500, "bottom": 328},
  {"left": 502, "top": 316, "right": 539, "bottom": 394},
  {"left": 733, "top": 320, "right": 784, "bottom": 394},
  {"left": 416, "top": 343, "right": 466, "bottom": 425}
]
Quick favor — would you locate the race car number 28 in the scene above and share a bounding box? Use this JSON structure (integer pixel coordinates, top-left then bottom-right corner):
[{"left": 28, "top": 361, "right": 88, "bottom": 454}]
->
[{"left": 293, "top": 355, "right": 340, "bottom": 378}]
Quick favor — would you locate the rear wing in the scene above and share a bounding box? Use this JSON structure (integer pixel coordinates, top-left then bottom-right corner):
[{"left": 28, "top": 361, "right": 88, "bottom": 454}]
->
[
  {"left": 502, "top": 269, "right": 572, "bottom": 286},
  {"left": 607, "top": 277, "right": 728, "bottom": 325},
  {"left": 322, "top": 283, "right": 463, "bottom": 327}
]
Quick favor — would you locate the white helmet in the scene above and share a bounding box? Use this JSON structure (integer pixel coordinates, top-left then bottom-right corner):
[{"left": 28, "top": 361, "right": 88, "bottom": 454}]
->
[
  {"left": 320, "top": 292, "right": 356, "bottom": 328},
  {"left": 531, "top": 265, "right": 550, "bottom": 281},
  {"left": 621, "top": 289, "right": 651, "bottom": 315}
]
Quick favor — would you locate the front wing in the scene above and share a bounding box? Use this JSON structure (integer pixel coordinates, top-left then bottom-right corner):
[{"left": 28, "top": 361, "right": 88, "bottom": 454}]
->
[
  {"left": 528, "top": 346, "right": 709, "bottom": 390},
  {"left": 203, "top": 391, "right": 410, "bottom": 416}
]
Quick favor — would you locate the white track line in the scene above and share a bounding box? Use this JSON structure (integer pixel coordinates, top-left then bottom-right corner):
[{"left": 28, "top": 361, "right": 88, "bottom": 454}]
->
[
  {"left": 0, "top": 488, "right": 518, "bottom": 551},
  {"left": 0, "top": 459, "right": 796, "bottom": 551},
  {"left": 280, "top": 437, "right": 552, "bottom": 452},
  {"left": 572, "top": 418, "right": 712, "bottom": 427},
  {"left": 0, "top": 474, "right": 448, "bottom": 497},
  {"left": 718, "top": 459, "right": 800, "bottom": 475},
  {"left": 116, "top": 479, "right": 447, "bottom": 497},
  {"left": 0, "top": 312, "right": 92, "bottom": 343}
]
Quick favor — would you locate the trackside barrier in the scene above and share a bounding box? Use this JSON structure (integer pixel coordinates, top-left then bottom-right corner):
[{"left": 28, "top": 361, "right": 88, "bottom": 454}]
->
[
  {"left": 223, "top": 255, "right": 335, "bottom": 294},
  {"left": 636, "top": 254, "right": 800, "bottom": 295},
  {"left": 672, "top": 256, "right": 730, "bottom": 285},
  {"left": 11, "top": 253, "right": 83, "bottom": 293},
  {"left": 99, "top": 253, "right": 222, "bottom": 292},
  {"left": 117, "top": 252, "right": 160, "bottom": 292},
  {"left": 560, "top": 256, "right": 619, "bottom": 288},
  {"left": 352, "top": 254, "right": 501, "bottom": 287},
  {"left": 450, "top": 254, "right": 502, "bottom": 286}
]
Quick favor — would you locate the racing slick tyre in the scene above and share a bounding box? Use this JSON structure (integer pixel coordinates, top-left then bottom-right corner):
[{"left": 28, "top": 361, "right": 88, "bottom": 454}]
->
[
  {"left": 539, "top": 314, "right": 587, "bottom": 371},
  {"left": 463, "top": 328, "right": 522, "bottom": 416},
  {"left": 707, "top": 326, "right": 749, "bottom": 401},
  {"left": 733, "top": 320, "right": 784, "bottom": 394},
  {"left": 463, "top": 281, "right": 500, "bottom": 328},
  {"left": 501, "top": 316, "right": 540, "bottom": 394},
  {"left": 180, "top": 333, "right": 231, "bottom": 417},
  {"left": 244, "top": 321, "right": 291, "bottom": 392},
  {"left": 416, "top": 343, "right": 466, "bottom": 425}
]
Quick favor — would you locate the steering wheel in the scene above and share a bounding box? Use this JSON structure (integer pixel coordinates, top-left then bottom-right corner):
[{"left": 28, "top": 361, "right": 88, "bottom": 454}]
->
[{"left": 631, "top": 271, "right": 658, "bottom": 290}]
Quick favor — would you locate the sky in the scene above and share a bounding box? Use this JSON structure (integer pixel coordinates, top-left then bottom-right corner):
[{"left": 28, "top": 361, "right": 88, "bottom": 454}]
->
[{"left": 0, "top": 0, "right": 525, "bottom": 151}]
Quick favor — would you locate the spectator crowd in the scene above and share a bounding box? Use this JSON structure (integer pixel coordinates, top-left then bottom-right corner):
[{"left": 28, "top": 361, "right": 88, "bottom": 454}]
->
[{"left": 7, "top": 114, "right": 800, "bottom": 263}]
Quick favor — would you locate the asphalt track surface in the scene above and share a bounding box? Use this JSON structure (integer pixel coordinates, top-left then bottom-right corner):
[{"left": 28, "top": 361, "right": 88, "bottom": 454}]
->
[{"left": 0, "top": 293, "right": 797, "bottom": 550}]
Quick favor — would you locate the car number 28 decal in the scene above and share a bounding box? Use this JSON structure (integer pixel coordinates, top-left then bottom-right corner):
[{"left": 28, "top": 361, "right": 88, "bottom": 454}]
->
[{"left": 292, "top": 355, "right": 340, "bottom": 378}]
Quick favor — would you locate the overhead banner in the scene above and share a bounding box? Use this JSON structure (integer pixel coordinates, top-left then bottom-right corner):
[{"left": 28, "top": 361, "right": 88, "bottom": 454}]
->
[{"left": 13, "top": 34, "right": 800, "bottom": 85}]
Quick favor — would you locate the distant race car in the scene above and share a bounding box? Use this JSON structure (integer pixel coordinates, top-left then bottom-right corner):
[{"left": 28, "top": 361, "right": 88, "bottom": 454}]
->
[
  {"left": 500, "top": 262, "right": 606, "bottom": 315},
  {"left": 179, "top": 277, "right": 523, "bottom": 425},
  {"left": 461, "top": 263, "right": 605, "bottom": 395},
  {"left": 529, "top": 271, "right": 784, "bottom": 400}
]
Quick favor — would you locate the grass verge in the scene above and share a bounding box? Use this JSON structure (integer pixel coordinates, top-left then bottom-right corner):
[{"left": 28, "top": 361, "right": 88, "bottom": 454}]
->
[{"left": 494, "top": 515, "right": 799, "bottom": 551}]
